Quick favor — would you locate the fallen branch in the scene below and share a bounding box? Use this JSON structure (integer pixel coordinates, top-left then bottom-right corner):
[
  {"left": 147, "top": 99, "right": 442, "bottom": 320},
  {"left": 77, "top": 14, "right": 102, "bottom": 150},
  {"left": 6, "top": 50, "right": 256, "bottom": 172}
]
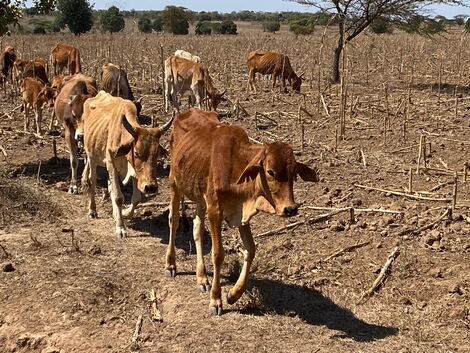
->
[
  {"left": 323, "top": 241, "right": 370, "bottom": 262},
  {"left": 139, "top": 200, "right": 196, "bottom": 208},
  {"left": 149, "top": 289, "right": 163, "bottom": 322},
  {"left": 0, "top": 242, "right": 9, "bottom": 258},
  {"left": 398, "top": 208, "right": 450, "bottom": 236},
  {"left": 0, "top": 145, "right": 7, "bottom": 157},
  {"left": 302, "top": 205, "right": 403, "bottom": 214},
  {"left": 355, "top": 184, "right": 451, "bottom": 202},
  {"left": 130, "top": 315, "right": 143, "bottom": 342},
  {"left": 358, "top": 246, "right": 400, "bottom": 304}
]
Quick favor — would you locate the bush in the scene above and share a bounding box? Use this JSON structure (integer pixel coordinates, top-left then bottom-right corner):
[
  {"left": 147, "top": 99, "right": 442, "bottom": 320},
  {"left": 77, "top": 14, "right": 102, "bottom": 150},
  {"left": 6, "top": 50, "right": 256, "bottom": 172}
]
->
[
  {"left": 466, "top": 18, "right": 470, "bottom": 32},
  {"left": 161, "top": 6, "right": 189, "bottom": 35},
  {"left": 425, "top": 19, "right": 446, "bottom": 35},
  {"left": 221, "top": 20, "right": 237, "bottom": 34},
  {"left": 264, "top": 21, "right": 280, "bottom": 33},
  {"left": 33, "top": 25, "right": 46, "bottom": 34},
  {"left": 100, "top": 6, "right": 125, "bottom": 33},
  {"left": 370, "top": 18, "right": 393, "bottom": 34},
  {"left": 211, "top": 22, "right": 222, "bottom": 34},
  {"left": 195, "top": 21, "right": 212, "bottom": 35},
  {"left": 289, "top": 16, "right": 315, "bottom": 35},
  {"left": 138, "top": 17, "right": 152, "bottom": 33},
  {"left": 152, "top": 16, "right": 162, "bottom": 32}
]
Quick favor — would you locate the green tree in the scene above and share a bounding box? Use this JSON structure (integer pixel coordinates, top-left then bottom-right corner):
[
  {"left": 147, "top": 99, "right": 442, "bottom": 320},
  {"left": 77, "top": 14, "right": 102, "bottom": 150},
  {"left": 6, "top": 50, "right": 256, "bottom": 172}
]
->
[
  {"left": 289, "top": 16, "right": 315, "bottom": 35},
  {"left": 370, "top": 17, "right": 393, "bottom": 34},
  {"left": 152, "top": 15, "right": 163, "bottom": 32},
  {"left": 57, "top": 0, "right": 93, "bottom": 35},
  {"left": 138, "top": 17, "right": 152, "bottom": 33},
  {"left": 211, "top": 22, "right": 222, "bottom": 34},
  {"left": 100, "top": 6, "right": 125, "bottom": 33},
  {"left": 0, "top": 0, "right": 56, "bottom": 35},
  {"left": 161, "top": 6, "right": 189, "bottom": 35},
  {"left": 263, "top": 21, "right": 281, "bottom": 33},
  {"left": 195, "top": 21, "right": 212, "bottom": 35},
  {"left": 221, "top": 20, "right": 237, "bottom": 34},
  {"left": 454, "top": 15, "right": 468, "bottom": 25},
  {"left": 289, "top": 0, "right": 465, "bottom": 83}
]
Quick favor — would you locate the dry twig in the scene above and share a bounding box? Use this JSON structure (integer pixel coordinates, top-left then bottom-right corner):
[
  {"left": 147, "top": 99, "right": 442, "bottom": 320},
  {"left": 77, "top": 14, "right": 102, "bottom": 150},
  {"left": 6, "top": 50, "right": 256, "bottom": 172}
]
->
[{"left": 323, "top": 241, "right": 370, "bottom": 262}]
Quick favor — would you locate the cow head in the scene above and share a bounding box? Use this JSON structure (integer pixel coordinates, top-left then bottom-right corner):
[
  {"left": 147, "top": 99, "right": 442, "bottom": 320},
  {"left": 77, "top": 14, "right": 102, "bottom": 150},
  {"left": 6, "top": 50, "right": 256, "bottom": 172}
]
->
[
  {"left": 292, "top": 73, "right": 303, "bottom": 92},
  {"left": 62, "top": 94, "right": 91, "bottom": 141},
  {"left": 38, "top": 86, "right": 55, "bottom": 109},
  {"left": 207, "top": 90, "right": 226, "bottom": 111},
  {"left": 237, "top": 142, "right": 318, "bottom": 217},
  {"left": 116, "top": 116, "right": 173, "bottom": 195},
  {"left": 51, "top": 75, "right": 64, "bottom": 97}
]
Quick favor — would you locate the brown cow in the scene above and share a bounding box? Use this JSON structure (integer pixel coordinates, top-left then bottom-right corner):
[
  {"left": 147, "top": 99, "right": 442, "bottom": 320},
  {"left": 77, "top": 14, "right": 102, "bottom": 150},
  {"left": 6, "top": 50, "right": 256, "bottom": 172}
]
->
[
  {"left": 246, "top": 50, "right": 303, "bottom": 93},
  {"left": 164, "top": 56, "right": 226, "bottom": 112},
  {"left": 54, "top": 74, "right": 97, "bottom": 194},
  {"left": 48, "top": 74, "right": 65, "bottom": 130},
  {"left": 81, "top": 91, "right": 172, "bottom": 237},
  {"left": 50, "top": 43, "right": 81, "bottom": 75},
  {"left": 20, "top": 77, "right": 55, "bottom": 134},
  {"left": 13, "top": 58, "right": 50, "bottom": 85},
  {"left": 0, "top": 46, "right": 16, "bottom": 86},
  {"left": 166, "top": 108, "right": 318, "bottom": 315}
]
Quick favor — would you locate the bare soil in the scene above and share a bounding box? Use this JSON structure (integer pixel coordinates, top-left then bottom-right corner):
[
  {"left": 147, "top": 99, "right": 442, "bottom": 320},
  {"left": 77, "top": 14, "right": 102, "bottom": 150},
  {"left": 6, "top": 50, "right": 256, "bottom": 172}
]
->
[{"left": 0, "top": 30, "right": 469, "bottom": 352}]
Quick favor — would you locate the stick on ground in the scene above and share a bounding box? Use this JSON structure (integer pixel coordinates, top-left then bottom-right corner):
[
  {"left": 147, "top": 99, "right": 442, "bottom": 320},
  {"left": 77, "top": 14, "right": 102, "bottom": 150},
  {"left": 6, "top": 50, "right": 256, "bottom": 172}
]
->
[
  {"left": 131, "top": 315, "right": 143, "bottom": 342},
  {"left": 323, "top": 241, "right": 370, "bottom": 262}
]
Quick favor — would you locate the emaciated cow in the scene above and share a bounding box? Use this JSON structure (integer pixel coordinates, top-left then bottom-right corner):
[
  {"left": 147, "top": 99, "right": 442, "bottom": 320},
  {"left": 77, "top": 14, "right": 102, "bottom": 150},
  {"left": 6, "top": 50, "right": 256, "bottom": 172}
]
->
[
  {"left": 0, "top": 46, "right": 16, "bottom": 86},
  {"left": 81, "top": 91, "right": 172, "bottom": 237},
  {"left": 166, "top": 108, "right": 319, "bottom": 315},
  {"left": 164, "top": 56, "right": 226, "bottom": 112},
  {"left": 13, "top": 58, "right": 50, "bottom": 85},
  {"left": 174, "top": 50, "right": 201, "bottom": 63},
  {"left": 246, "top": 50, "right": 303, "bottom": 93},
  {"left": 20, "top": 77, "right": 55, "bottom": 134},
  {"left": 54, "top": 74, "right": 97, "bottom": 194},
  {"left": 50, "top": 43, "right": 82, "bottom": 75}
]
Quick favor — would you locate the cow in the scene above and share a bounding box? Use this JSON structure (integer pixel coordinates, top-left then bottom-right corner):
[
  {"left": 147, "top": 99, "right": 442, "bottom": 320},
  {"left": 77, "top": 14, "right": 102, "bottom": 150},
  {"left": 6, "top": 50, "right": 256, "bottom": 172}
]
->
[
  {"left": 20, "top": 77, "right": 55, "bottom": 135},
  {"left": 50, "top": 43, "right": 81, "bottom": 75},
  {"left": 0, "top": 46, "right": 16, "bottom": 86},
  {"left": 13, "top": 58, "right": 50, "bottom": 85},
  {"left": 246, "top": 50, "right": 303, "bottom": 93},
  {"left": 48, "top": 74, "right": 65, "bottom": 130},
  {"left": 174, "top": 50, "right": 201, "bottom": 63},
  {"left": 100, "top": 63, "right": 142, "bottom": 114},
  {"left": 54, "top": 74, "right": 98, "bottom": 194},
  {"left": 164, "top": 55, "right": 226, "bottom": 112},
  {"left": 165, "top": 108, "right": 319, "bottom": 315},
  {"left": 81, "top": 91, "right": 173, "bottom": 237}
]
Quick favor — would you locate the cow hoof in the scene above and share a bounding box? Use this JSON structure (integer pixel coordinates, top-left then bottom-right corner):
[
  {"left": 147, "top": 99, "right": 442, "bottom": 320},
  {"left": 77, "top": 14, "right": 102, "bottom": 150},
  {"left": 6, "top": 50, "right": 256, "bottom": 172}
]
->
[
  {"left": 88, "top": 211, "right": 98, "bottom": 219},
  {"left": 165, "top": 268, "right": 176, "bottom": 278},
  {"left": 198, "top": 284, "right": 211, "bottom": 293},
  {"left": 122, "top": 208, "right": 134, "bottom": 218},
  {"left": 68, "top": 185, "right": 78, "bottom": 194},
  {"left": 209, "top": 305, "right": 223, "bottom": 316},
  {"left": 115, "top": 228, "right": 127, "bottom": 238},
  {"left": 226, "top": 293, "right": 237, "bottom": 305}
]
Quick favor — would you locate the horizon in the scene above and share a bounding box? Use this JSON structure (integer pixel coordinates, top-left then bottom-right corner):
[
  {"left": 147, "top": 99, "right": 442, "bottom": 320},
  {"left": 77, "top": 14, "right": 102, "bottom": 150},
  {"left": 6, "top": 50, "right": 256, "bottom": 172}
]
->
[{"left": 24, "top": 0, "right": 470, "bottom": 18}]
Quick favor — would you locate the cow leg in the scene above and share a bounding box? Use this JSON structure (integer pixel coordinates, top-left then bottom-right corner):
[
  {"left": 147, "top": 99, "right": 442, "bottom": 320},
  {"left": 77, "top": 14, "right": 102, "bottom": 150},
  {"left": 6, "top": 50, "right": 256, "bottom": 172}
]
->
[
  {"left": 35, "top": 109, "right": 42, "bottom": 135},
  {"left": 191, "top": 83, "right": 202, "bottom": 110},
  {"left": 248, "top": 68, "right": 257, "bottom": 93},
  {"left": 23, "top": 103, "right": 29, "bottom": 131},
  {"left": 49, "top": 109, "right": 55, "bottom": 131},
  {"left": 165, "top": 181, "right": 182, "bottom": 277},
  {"left": 193, "top": 204, "right": 210, "bottom": 292},
  {"left": 122, "top": 177, "right": 141, "bottom": 218},
  {"left": 108, "top": 163, "right": 127, "bottom": 238},
  {"left": 207, "top": 208, "right": 224, "bottom": 315},
  {"left": 83, "top": 159, "right": 98, "bottom": 218},
  {"left": 227, "top": 224, "right": 256, "bottom": 305},
  {"left": 64, "top": 128, "right": 79, "bottom": 194}
]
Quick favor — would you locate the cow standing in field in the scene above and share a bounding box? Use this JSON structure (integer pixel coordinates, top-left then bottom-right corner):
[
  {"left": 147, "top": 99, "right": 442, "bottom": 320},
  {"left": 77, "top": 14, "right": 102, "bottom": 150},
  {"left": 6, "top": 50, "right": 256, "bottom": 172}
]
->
[
  {"left": 81, "top": 91, "right": 172, "bottom": 237},
  {"left": 246, "top": 50, "right": 303, "bottom": 93},
  {"left": 20, "top": 77, "right": 55, "bottom": 134},
  {"left": 164, "top": 55, "right": 226, "bottom": 112},
  {"left": 50, "top": 43, "right": 82, "bottom": 75},
  {"left": 165, "top": 108, "right": 319, "bottom": 315},
  {"left": 54, "top": 74, "right": 97, "bottom": 194},
  {"left": 0, "top": 46, "right": 16, "bottom": 87},
  {"left": 13, "top": 58, "right": 50, "bottom": 86},
  {"left": 174, "top": 50, "right": 201, "bottom": 63}
]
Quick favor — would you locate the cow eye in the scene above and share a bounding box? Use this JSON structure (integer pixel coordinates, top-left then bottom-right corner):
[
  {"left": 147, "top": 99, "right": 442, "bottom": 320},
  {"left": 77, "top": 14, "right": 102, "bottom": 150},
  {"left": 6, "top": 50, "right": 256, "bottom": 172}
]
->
[
  {"left": 267, "top": 170, "right": 275, "bottom": 178},
  {"left": 133, "top": 151, "right": 140, "bottom": 159}
]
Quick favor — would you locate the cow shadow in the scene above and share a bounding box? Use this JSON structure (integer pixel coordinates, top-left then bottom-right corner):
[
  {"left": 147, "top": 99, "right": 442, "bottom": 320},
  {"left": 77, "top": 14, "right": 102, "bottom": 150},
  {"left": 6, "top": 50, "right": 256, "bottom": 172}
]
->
[
  {"left": 10, "top": 157, "right": 79, "bottom": 184},
  {"left": 411, "top": 82, "right": 470, "bottom": 95},
  {"left": 231, "top": 278, "right": 398, "bottom": 342}
]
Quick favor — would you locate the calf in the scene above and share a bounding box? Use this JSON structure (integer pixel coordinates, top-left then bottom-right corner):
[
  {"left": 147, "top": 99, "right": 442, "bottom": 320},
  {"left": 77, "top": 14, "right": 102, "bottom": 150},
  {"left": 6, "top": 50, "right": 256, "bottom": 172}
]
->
[
  {"left": 174, "top": 50, "right": 201, "bottom": 63},
  {"left": 246, "top": 50, "right": 303, "bottom": 93},
  {"left": 54, "top": 74, "right": 97, "bottom": 194},
  {"left": 166, "top": 108, "right": 318, "bottom": 315},
  {"left": 20, "top": 77, "right": 55, "bottom": 134},
  {"left": 81, "top": 91, "right": 172, "bottom": 237},
  {"left": 164, "top": 55, "right": 225, "bottom": 112}
]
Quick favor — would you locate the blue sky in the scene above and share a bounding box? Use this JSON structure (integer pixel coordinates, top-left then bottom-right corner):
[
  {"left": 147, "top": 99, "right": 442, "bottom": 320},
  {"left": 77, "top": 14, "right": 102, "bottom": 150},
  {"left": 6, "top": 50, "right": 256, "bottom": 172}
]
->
[{"left": 26, "top": 0, "right": 470, "bottom": 18}]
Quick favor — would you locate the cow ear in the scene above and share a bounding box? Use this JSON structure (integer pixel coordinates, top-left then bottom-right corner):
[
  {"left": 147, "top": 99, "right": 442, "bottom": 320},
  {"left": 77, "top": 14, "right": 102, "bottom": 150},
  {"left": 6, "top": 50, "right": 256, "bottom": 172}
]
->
[
  {"left": 296, "top": 162, "right": 319, "bottom": 182},
  {"left": 237, "top": 148, "right": 266, "bottom": 184},
  {"left": 114, "top": 115, "right": 137, "bottom": 158}
]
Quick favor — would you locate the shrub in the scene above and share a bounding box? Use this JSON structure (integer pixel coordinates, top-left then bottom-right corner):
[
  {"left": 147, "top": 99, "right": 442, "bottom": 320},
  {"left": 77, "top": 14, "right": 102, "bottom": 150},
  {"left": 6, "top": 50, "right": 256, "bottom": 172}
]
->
[
  {"left": 161, "top": 6, "right": 189, "bottom": 35},
  {"left": 138, "top": 17, "right": 152, "bottom": 33},
  {"left": 100, "top": 6, "right": 125, "bottom": 33},
  {"left": 152, "top": 16, "right": 163, "bottom": 32},
  {"left": 195, "top": 21, "right": 212, "bottom": 35},
  {"left": 289, "top": 16, "right": 315, "bottom": 35},
  {"left": 466, "top": 18, "right": 470, "bottom": 32},
  {"left": 33, "top": 25, "right": 46, "bottom": 34},
  {"left": 211, "top": 22, "right": 222, "bottom": 34},
  {"left": 221, "top": 20, "right": 237, "bottom": 34},
  {"left": 370, "top": 18, "right": 393, "bottom": 34},
  {"left": 264, "top": 21, "right": 280, "bottom": 33}
]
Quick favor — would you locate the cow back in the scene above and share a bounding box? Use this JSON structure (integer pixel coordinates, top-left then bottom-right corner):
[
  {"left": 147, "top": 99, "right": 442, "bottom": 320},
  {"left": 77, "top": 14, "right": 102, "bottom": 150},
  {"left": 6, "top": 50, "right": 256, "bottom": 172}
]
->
[{"left": 101, "top": 63, "right": 135, "bottom": 101}]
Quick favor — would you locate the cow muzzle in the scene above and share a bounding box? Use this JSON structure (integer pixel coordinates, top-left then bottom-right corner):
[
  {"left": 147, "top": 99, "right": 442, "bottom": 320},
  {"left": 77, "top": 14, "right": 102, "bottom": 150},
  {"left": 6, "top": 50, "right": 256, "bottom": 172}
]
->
[
  {"left": 75, "top": 131, "right": 84, "bottom": 142},
  {"left": 282, "top": 204, "right": 298, "bottom": 217},
  {"left": 143, "top": 184, "right": 158, "bottom": 195}
]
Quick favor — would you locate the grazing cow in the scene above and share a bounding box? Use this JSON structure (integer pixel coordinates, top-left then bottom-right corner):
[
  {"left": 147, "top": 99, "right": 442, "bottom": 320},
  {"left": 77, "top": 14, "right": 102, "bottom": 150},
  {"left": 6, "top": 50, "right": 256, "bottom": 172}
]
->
[
  {"left": 174, "top": 50, "right": 201, "bottom": 63},
  {"left": 20, "top": 77, "right": 55, "bottom": 134},
  {"left": 13, "top": 58, "right": 50, "bottom": 85},
  {"left": 246, "top": 50, "right": 303, "bottom": 93},
  {"left": 166, "top": 108, "right": 319, "bottom": 315},
  {"left": 0, "top": 46, "right": 16, "bottom": 86},
  {"left": 164, "top": 55, "right": 226, "bottom": 112},
  {"left": 54, "top": 74, "right": 97, "bottom": 194},
  {"left": 81, "top": 91, "right": 172, "bottom": 237},
  {"left": 50, "top": 43, "right": 82, "bottom": 75},
  {"left": 48, "top": 74, "right": 65, "bottom": 130}
]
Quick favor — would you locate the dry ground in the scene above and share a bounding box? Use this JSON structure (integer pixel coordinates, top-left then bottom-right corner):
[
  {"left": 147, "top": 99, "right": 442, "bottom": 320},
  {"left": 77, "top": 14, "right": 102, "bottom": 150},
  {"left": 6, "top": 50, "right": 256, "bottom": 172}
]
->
[{"left": 0, "top": 28, "right": 469, "bottom": 352}]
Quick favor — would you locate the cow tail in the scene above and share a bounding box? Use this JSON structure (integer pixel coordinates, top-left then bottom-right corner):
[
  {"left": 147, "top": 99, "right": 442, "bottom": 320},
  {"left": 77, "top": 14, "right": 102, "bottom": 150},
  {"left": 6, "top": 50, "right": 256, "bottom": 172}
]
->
[
  {"left": 75, "top": 49, "right": 81, "bottom": 74},
  {"left": 81, "top": 160, "right": 91, "bottom": 195}
]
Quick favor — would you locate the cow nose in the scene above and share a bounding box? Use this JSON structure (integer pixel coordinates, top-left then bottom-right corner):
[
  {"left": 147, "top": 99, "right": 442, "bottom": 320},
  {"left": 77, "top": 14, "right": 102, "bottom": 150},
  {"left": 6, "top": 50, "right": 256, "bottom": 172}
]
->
[
  {"left": 283, "top": 205, "right": 298, "bottom": 217},
  {"left": 76, "top": 133, "right": 84, "bottom": 142},
  {"left": 144, "top": 184, "right": 157, "bottom": 194}
]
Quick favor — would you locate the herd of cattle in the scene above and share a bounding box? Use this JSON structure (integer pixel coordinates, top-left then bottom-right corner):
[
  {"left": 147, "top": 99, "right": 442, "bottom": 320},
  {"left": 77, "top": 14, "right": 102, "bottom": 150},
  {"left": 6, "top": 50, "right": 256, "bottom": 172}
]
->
[{"left": 0, "top": 42, "right": 314, "bottom": 315}]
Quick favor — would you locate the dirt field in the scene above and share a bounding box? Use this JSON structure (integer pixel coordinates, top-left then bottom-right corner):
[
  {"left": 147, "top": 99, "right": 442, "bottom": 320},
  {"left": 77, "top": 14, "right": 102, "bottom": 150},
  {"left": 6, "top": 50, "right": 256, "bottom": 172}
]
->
[{"left": 1, "top": 28, "right": 469, "bottom": 353}]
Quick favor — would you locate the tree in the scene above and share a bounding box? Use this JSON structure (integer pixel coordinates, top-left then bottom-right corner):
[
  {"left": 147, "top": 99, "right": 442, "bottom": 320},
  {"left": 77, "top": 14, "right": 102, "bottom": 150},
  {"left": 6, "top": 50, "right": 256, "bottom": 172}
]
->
[
  {"left": 0, "top": 0, "right": 56, "bottom": 35},
  {"left": 211, "top": 22, "right": 222, "bottom": 34},
  {"left": 263, "top": 21, "right": 281, "bottom": 33},
  {"left": 466, "top": 18, "right": 470, "bottom": 32},
  {"left": 152, "top": 15, "right": 163, "bottom": 32},
  {"left": 138, "top": 17, "right": 152, "bottom": 33},
  {"left": 289, "top": 16, "right": 315, "bottom": 34},
  {"left": 161, "top": 6, "right": 189, "bottom": 35},
  {"left": 370, "top": 17, "right": 393, "bottom": 34},
  {"left": 221, "top": 20, "right": 237, "bottom": 34},
  {"left": 289, "top": 0, "right": 464, "bottom": 83},
  {"left": 100, "top": 6, "right": 125, "bottom": 33},
  {"left": 195, "top": 21, "right": 212, "bottom": 35},
  {"left": 454, "top": 14, "right": 468, "bottom": 25},
  {"left": 57, "top": 0, "right": 93, "bottom": 35}
]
